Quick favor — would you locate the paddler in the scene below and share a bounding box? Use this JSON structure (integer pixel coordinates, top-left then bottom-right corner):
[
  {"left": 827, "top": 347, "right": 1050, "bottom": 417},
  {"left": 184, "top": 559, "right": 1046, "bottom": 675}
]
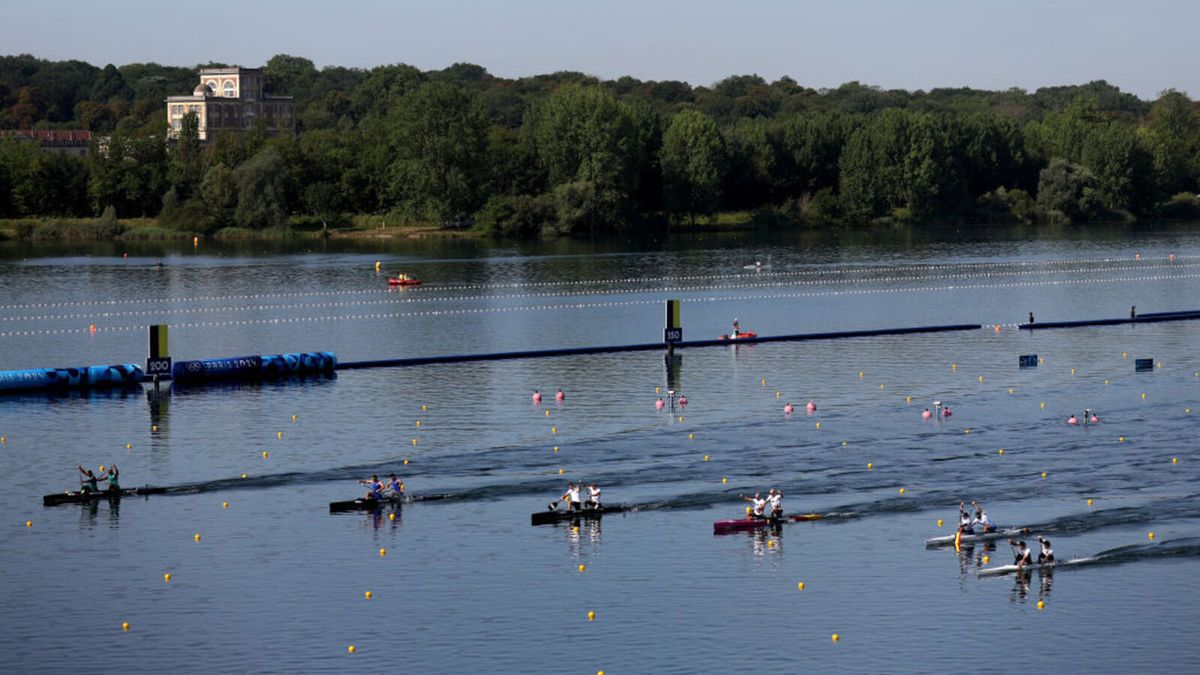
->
[
  {"left": 971, "top": 501, "right": 996, "bottom": 533},
  {"left": 385, "top": 473, "right": 405, "bottom": 498},
  {"left": 741, "top": 492, "right": 767, "bottom": 519},
  {"left": 958, "top": 502, "right": 974, "bottom": 534},
  {"left": 103, "top": 463, "right": 120, "bottom": 493},
  {"left": 559, "top": 482, "right": 582, "bottom": 512},
  {"left": 359, "top": 474, "right": 384, "bottom": 500},
  {"left": 1010, "top": 539, "right": 1033, "bottom": 568},
  {"left": 766, "top": 488, "right": 783, "bottom": 519},
  {"left": 78, "top": 465, "right": 100, "bottom": 494},
  {"left": 1037, "top": 536, "right": 1054, "bottom": 564},
  {"left": 584, "top": 483, "right": 601, "bottom": 509}
]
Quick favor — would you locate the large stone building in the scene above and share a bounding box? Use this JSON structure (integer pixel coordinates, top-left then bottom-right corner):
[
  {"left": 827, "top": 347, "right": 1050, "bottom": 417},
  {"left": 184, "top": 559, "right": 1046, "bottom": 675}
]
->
[{"left": 166, "top": 67, "right": 294, "bottom": 141}]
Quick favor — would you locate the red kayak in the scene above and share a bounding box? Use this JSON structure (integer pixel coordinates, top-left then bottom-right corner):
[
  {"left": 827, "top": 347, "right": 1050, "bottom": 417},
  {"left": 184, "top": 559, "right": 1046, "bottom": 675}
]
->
[
  {"left": 713, "top": 513, "right": 821, "bottom": 534},
  {"left": 717, "top": 331, "right": 758, "bottom": 341},
  {"left": 388, "top": 277, "right": 422, "bottom": 286}
]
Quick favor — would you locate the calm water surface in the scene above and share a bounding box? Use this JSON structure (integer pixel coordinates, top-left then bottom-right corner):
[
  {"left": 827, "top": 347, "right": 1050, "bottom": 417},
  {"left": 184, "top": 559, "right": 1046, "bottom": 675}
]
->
[{"left": 2, "top": 225, "right": 1199, "bottom": 673}]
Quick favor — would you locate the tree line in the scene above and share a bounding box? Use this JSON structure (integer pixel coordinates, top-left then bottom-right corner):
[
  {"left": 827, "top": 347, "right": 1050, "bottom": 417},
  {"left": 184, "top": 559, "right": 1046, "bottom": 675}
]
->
[{"left": 2, "top": 53, "right": 1199, "bottom": 237}]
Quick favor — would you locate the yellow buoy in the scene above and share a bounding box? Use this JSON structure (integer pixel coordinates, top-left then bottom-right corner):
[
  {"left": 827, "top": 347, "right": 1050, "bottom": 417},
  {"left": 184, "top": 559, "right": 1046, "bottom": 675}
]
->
[
  {"left": 1187, "top": 408, "right": 1192, "bottom": 414},
  {"left": 1123, "top": 352, "right": 1128, "bottom": 358},
  {"left": 578, "top": 564, "right": 586, "bottom": 573},
  {"left": 122, "top": 622, "right": 130, "bottom": 632},
  {"left": 1071, "top": 368, "right": 1076, "bottom": 375},
  {"left": 937, "top": 519, "right": 943, "bottom": 527},
  {"left": 842, "top": 441, "right": 848, "bottom": 447},
  {"left": 241, "top": 474, "right": 248, "bottom": 479},
  {"left": 688, "top": 433, "right": 694, "bottom": 440},
  {"left": 415, "top": 420, "right": 421, "bottom": 427},
  {"left": 262, "top": 451, "right": 268, "bottom": 459},
  {"left": 276, "top": 431, "right": 283, "bottom": 439},
  {"left": 867, "top": 463, "right": 873, "bottom": 470},
  {"left": 125, "top": 443, "right": 132, "bottom": 449},
  {"left": 292, "top": 414, "right": 298, "bottom": 422},
  {"left": 587, "top": 611, "right": 595, "bottom": 621},
  {"left": 1104, "top": 380, "right": 1109, "bottom": 385},
  {"left": 951, "top": 363, "right": 957, "bottom": 370},
  {"left": 572, "top": 526, "right": 580, "bottom": 533},
  {"left": 553, "top": 446, "right": 559, "bottom": 453},
  {"left": 379, "top": 548, "right": 387, "bottom": 556},
  {"left": 1037, "top": 600, "right": 1045, "bottom": 610},
  {"left": 403, "top": 459, "right": 409, "bottom": 465},
  {"left": 412, "top": 438, "right": 418, "bottom": 445},
  {"left": 965, "top": 429, "right": 972, "bottom": 434},
  {"left": 151, "top": 425, "right": 158, "bottom": 432},
  {"left": 655, "top": 386, "right": 661, "bottom": 393},
  {"left": 364, "top": 591, "right": 372, "bottom": 600},
  {"left": 998, "top": 448, "right": 1005, "bottom": 455},
  {"left": 1087, "top": 498, "right": 1094, "bottom": 506},
  {"left": 1040, "top": 402, "right": 1046, "bottom": 409},
  {"left": 374, "top": 261, "right": 381, "bottom": 271},
  {"left": 678, "top": 416, "right": 684, "bottom": 422},
  {"left": 815, "top": 422, "right": 821, "bottom": 429},
  {"left": 1008, "top": 388, "right": 1014, "bottom": 394},
  {"left": 222, "top": 501, "right": 229, "bottom": 508},
  {"left": 978, "top": 375, "right": 985, "bottom": 382},
  {"left": 832, "top": 633, "right": 840, "bottom": 642},
  {"left": 906, "top": 396, "right": 912, "bottom": 403},
  {"left": 348, "top": 645, "right": 356, "bottom": 654},
  {"left": 767, "top": 539, "right": 776, "bottom": 548},
  {"left": 721, "top": 477, "right": 728, "bottom": 484},
  {"left": 193, "top": 533, "right": 201, "bottom": 542},
  {"left": 899, "top": 487, "right": 906, "bottom": 495},
  {"left": 1148, "top": 532, "right": 1155, "bottom": 541},
  {"left": 25, "top": 520, "right": 32, "bottom": 528},
  {"left": 1119, "top": 436, "right": 1126, "bottom": 442},
  {"left": 703, "top": 455, "right": 710, "bottom": 461},
  {"left": 164, "top": 573, "right": 171, "bottom": 582},
  {"left": 388, "top": 513, "right": 396, "bottom": 521},
  {"left": 858, "top": 371, "right": 864, "bottom": 378},
  {"left": 1041, "top": 472, "right": 1048, "bottom": 479},
  {"left": 983, "top": 555, "right": 990, "bottom": 564},
  {"left": 551, "top": 427, "right": 557, "bottom": 434},
  {"left": 1, "top": 436, "right": 5, "bottom": 443},
  {"left": 558, "top": 469, "right": 565, "bottom": 475},
  {"left": 879, "top": 383, "right": 885, "bottom": 389},
  {"left": 796, "top": 581, "right": 805, "bottom": 590},
  {"left": 546, "top": 409, "right": 551, "bottom": 417},
  {"left": 421, "top": 404, "right": 427, "bottom": 411},
  {"left": 1142, "top": 393, "right": 1147, "bottom": 400},
  {"left": 776, "top": 391, "right": 781, "bottom": 398},
  {"left": 761, "top": 379, "right": 766, "bottom": 386}
]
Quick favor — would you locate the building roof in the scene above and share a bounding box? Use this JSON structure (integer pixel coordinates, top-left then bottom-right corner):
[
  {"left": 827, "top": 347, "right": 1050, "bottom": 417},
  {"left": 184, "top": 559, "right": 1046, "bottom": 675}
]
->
[{"left": 0, "top": 129, "right": 92, "bottom": 142}]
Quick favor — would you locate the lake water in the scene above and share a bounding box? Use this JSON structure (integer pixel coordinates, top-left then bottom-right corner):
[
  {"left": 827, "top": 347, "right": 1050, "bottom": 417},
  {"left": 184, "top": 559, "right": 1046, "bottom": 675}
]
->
[{"left": 2, "top": 224, "right": 1200, "bottom": 673}]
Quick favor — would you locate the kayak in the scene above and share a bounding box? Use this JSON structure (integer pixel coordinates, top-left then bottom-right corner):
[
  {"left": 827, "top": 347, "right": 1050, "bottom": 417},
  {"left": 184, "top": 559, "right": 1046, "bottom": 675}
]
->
[
  {"left": 388, "top": 277, "right": 422, "bottom": 286},
  {"left": 714, "top": 513, "right": 821, "bottom": 534},
  {"left": 717, "top": 331, "right": 758, "bottom": 341},
  {"left": 924, "top": 527, "right": 1030, "bottom": 548},
  {"left": 977, "top": 558, "right": 1089, "bottom": 577}
]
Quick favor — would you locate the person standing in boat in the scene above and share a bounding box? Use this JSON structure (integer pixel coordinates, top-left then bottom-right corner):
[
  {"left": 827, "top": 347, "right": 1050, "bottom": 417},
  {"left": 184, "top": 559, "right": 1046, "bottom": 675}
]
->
[
  {"left": 583, "top": 483, "right": 601, "bottom": 509},
  {"left": 78, "top": 465, "right": 100, "bottom": 494},
  {"left": 766, "top": 488, "right": 783, "bottom": 519},
  {"left": 359, "top": 475, "right": 384, "bottom": 500},
  {"left": 1037, "top": 536, "right": 1054, "bottom": 564},
  {"left": 731, "top": 318, "right": 741, "bottom": 339},
  {"left": 741, "top": 492, "right": 767, "bottom": 519},
  {"left": 385, "top": 474, "right": 405, "bottom": 498},
  {"left": 559, "top": 482, "right": 582, "bottom": 512}
]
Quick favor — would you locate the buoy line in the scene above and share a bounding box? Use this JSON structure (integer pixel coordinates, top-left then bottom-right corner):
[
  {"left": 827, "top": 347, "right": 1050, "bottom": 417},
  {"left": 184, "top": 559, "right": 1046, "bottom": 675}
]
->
[
  {"left": 3, "top": 270, "right": 1197, "bottom": 339},
  {"left": 3, "top": 261, "right": 1196, "bottom": 323},
  {"left": 0, "top": 253, "right": 1190, "bottom": 311}
]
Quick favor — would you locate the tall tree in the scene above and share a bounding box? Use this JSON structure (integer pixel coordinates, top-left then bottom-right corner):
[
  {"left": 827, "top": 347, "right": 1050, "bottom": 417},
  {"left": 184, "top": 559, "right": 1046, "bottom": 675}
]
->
[{"left": 661, "top": 109, "right": 726, "bottom": 224}]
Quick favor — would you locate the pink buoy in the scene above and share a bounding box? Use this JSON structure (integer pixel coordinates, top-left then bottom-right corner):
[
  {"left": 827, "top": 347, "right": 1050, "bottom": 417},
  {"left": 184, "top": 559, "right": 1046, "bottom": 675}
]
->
[
  {"left": 1067, "top": 415, "right": 1079, "bottom": 425},
  {"left": 806, "top": 401, "right": 817, "bottom": 414},
  {"left": 555, "top": 389, "right": 565, "bottom": 402},
  {"left": 655, "top": 398, "right": 665, "bottom": 410},
  {"left": 1089, "top": 415, "right": 1100, "bottom": 424},
  {"left": 922, "top": 409, "right": 932, "bottom": 419},
  {"left": 679, "top": 395, "right": 688, "bottom": 406},
  {"left": 532, "top": 390, "right": 542, "bottom": 404},
  {"left": 784, "top": 403, "right": 794, "bottom": 414}
]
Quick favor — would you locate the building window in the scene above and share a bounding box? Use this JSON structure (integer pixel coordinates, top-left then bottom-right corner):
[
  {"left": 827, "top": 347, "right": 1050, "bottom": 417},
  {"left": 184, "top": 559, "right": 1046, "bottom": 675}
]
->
[
  {"left": 171, "top": 105, "right": 182, "bottom": 116},
  {"left": 224, "top": 80, "right": 235, "bottom": 97}
]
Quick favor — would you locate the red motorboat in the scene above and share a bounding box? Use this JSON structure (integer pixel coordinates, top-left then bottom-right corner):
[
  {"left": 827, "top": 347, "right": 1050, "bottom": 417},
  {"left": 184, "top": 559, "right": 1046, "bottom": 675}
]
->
[
  {"left": 388, "top": 276, "right": 422, "bottom": 286},
  {"left": 717, "top": 331, "right": 757, "bottom": 341},
  {"left": 713, "top": 513, "right": 821, "bottom": 534}
]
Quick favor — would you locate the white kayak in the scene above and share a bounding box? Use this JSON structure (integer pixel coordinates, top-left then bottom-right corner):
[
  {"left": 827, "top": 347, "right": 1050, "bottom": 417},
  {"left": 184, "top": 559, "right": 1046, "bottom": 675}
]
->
[
  {"left": 924, "top": 527, "right": 1030, "bottom": 547},
  {"left": 977, "top": 557, "right": 1091, "bottom": 577}
]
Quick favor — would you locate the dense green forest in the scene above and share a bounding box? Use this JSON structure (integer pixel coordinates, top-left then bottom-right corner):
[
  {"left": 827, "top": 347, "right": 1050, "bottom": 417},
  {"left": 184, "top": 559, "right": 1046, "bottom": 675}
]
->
[{"left": 1, "top": 53, "right": 1199, "bottom": 238}]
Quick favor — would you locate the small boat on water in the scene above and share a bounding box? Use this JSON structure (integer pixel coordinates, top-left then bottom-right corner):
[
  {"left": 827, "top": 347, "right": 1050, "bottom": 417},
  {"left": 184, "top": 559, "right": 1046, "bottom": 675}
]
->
[
  {"left": 388, "top": 275, "right": 422, "bottom": 286},
  {"left": 43, "top": 486, "right": 169, "bottom": 506},
  {"left": 329, "top": 494, "right": 405, "bottom": 513},
  {"left": 717, "top": 331, "right": 758, "bottom": 341},
  {"left": 977, "top": 558, "right": 1089, "bottom": 577},
  {"left": 924, "top": 527, "right": 1031, "bottom": 548},
  {"left": 713, "top": 513, "right": 821, "bottom": 534},
  {"left": 531, "top": 505, "right": 628, "bottom": 526}
]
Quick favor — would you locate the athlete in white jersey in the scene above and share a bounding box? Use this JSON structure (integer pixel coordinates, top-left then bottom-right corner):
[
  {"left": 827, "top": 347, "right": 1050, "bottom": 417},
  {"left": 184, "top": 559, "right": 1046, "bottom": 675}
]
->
[
  {"left": 559, "top": 482, "right": 582, "bottom": 511},
  {"left": 742, "top": 492, "right": 767, "bottom": 518},
  {"left": 1037, "top": 536, "right": 1054, "bottom": 564},
  {"left": 972, "top": 504, "right": 996, "bottom": 533},
  {"left": 766, "top": 488, "right": 783, "bottom": 519},
  {"left": 586, "top": 484, "right": 601, "bottom": 509}
]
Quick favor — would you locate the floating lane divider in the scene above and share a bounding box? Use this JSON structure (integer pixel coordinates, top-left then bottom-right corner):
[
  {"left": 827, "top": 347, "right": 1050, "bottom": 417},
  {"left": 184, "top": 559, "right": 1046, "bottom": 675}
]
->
[
  {"left": 1019, "top": 309, "right": 1200, "bottom": 330},
  {"left": 337, "top": 324, "right": 980, "bottom": 371},
  {"left": 0, "top": 364, "right": 143, "bottom": 394},
  {"left": 171, "top": 351, "right": 337, "bottom": 386}
]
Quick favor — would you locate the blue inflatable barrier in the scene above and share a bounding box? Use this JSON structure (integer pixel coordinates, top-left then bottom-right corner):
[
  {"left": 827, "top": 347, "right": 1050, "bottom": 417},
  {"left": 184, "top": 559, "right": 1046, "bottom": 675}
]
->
[
  {"left": 0, "top": 364, "right": 143, "bottom": 394},
  {"left": 171, "top": 352, "right": 336, "bottom": 385}
]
